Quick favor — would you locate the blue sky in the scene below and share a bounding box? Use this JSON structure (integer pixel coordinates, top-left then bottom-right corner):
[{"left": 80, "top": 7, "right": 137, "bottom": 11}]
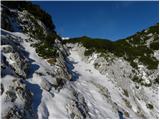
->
[{"left": 33, "top": 1, "right": 158, "bottom": 41}]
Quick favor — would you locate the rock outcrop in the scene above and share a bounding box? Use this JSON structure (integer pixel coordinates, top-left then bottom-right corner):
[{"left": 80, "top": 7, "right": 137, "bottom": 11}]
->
[{"left": 1, "top": 2, "right": 72, "bottom": 118}]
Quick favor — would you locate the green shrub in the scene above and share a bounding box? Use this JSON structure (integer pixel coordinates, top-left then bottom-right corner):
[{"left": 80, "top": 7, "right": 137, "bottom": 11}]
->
[
  {"left": 139, "top": 56, "right": 158, "bottom": 69},
  {"left": 36, "top": 43, "right": 57, "bottom": 58},
  {"left": 154, "top": 77, "right": 159, "bottom": 84},
  {"left": 132, "top": 76, "right": 140, "bottom": 83},
  {"left": 123, "top": 89, "right": 129, "bottom": 97},
  {"left": 45, "top": 33, "right": 57, "bottom": 45},
  {"left": 130, "top": 61, "right": 138, "bottom": 69},
  {"left": 146, "top": 103, "right": 154, "bottom": 109},
  {"left": 148, "top": 24, "right": 159, "bottom": 34},
  {"left": 132, "top": 75, "right": 152, "bottom": 87},
  {"left": 150, "top": 42, "right": 159, "bottom": 50}
]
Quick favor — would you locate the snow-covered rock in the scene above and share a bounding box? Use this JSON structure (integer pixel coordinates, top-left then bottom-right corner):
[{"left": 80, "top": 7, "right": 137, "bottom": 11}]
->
[
  {"left": 65, "top": 41, "right": 159, "bottom": 119},
  {"left": 1, "top": 3, "right": 72, "bottom": 119},
  {"left": 1, "top": 75, "right": 34, "bottom": 118}
]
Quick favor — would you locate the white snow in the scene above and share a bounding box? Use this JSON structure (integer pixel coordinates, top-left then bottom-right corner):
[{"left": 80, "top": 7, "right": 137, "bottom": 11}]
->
[
  {"left": 146, "top": 36, "right": 154, "bottom": 48},
  {"left": 67, "top": 49, "right": 137, "bottom": 118},
  {"left": 153, "top": 50, "right": 159, "bottom": 60},
  {"left": 66, "top": 46, "right": 159, "bottom": 119},
  {"left": 147, "top": 33, "right": 153, "bottom": 37},
  {"left": 1, "top": 28, "right": 158, "bottom": 118},
  {"left": 18, "top": 34, "right": 72, "bottom": 118},
  {"left": 1, "top": 29, "right": 72, "bottom": 118},
  {"left": 62, "top": 37, "right": 70, "bottom": 40}
]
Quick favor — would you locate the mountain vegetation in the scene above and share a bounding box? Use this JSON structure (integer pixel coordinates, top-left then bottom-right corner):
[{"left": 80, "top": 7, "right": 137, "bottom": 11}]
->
[
  {"left": 64, "top": 24, "right": 159, "bottom": 70},
  {"left": 2, "top": 1, "right": 61, "bottom": 59}
]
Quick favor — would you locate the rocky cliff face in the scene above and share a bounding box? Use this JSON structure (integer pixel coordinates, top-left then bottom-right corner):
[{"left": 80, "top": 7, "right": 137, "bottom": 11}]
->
[
  {"left": 1, "top": 2, "right": 71, "bottom": 118},
  {"left": 1, "top": 1, "right": 159, "bottom": 119}
]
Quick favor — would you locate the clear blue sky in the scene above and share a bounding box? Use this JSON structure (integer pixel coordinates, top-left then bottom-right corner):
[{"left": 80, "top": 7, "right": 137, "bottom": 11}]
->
[{"left": 33, "top": 1, "right": 158, "bottom": 41}]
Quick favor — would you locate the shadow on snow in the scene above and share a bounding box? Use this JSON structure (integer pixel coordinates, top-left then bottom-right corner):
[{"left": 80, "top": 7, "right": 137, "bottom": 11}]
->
[
  {"left": 25, "top": 80, "right": 42, "bottom": 118},
  {"left": 65, "top": 58, "right": 81, "bottom": 81}
]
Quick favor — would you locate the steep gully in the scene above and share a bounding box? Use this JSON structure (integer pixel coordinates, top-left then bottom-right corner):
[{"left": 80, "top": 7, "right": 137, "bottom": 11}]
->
[{"left": 65, "top": 49, "right": 124, "bottom": 119}]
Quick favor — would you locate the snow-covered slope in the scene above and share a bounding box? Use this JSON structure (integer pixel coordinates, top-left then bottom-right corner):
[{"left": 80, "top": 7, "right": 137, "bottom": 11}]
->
[
  {"left": 65, "top": 44, "right": 159, "bottom": 119},
  {"left": 1, "top": 1, "right": 159, "bottom": 119},
  {"left": 64, "top": 24, "right": 159, "bottom": 119},
  {"left": 1, "top": 28, "right": 75, "bottom": 118}
]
